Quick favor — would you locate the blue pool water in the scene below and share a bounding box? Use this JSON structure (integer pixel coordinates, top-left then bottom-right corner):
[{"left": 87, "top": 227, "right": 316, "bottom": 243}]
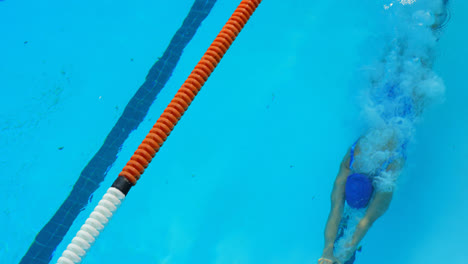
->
[{"left": 1, "top": 0, "right": 467, "bottom": 263}]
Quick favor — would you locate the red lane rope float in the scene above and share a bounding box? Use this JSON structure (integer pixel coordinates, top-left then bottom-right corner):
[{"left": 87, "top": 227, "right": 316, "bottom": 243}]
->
[
  {"left": 57, "top": 2, "right": 262, "bottom": 263},
  {"left": 120, "top": 0, "right": 262, "bottom": 185}
]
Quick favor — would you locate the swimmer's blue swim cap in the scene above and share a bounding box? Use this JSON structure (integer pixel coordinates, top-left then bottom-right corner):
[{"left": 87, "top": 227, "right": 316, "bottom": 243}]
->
[{"left": 345, "top": 173, "right": 374, "bottom": 208}]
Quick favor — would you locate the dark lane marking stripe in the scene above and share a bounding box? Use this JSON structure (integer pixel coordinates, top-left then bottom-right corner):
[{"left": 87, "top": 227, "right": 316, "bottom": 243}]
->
[{"left": 20, "top": 1, "right": 217, "bottom": 263}]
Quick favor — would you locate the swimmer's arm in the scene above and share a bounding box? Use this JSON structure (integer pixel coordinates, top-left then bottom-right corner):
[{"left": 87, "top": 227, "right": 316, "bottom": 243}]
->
[
  {"left": 347, "top": 191, "right": 393, "bottom": 250},
  {"left": 347, "top": 158, "right": 402, "bottom": 250},
  {"left": 322, "top": 154, "right": 350, "bottom": 256}
]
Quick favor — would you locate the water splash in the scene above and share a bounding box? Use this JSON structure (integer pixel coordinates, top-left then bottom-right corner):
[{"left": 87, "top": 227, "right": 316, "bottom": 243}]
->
[{"left": 355, "top": 0, "right": 447, "bottom": 192}]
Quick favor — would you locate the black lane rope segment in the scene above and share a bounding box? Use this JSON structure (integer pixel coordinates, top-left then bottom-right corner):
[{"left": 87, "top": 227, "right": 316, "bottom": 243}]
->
[{"left": 19, "top": 1, "right": 217, "bottom": 263}]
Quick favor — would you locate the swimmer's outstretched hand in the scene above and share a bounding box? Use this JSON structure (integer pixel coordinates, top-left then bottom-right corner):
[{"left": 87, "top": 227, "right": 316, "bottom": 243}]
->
[{"left": 317, "top": 256, "right": 342, "bottom": 264}]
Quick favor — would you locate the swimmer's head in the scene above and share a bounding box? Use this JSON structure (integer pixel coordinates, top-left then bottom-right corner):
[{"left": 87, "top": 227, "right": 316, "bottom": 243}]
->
[{"left": 345, "top": 173, "right": 374, "bottom": 208}]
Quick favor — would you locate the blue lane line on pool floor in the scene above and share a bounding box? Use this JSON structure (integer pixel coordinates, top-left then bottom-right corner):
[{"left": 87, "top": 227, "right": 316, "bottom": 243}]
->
[{"left": 20, "top": 1, "right": 217, "bottom": 263}]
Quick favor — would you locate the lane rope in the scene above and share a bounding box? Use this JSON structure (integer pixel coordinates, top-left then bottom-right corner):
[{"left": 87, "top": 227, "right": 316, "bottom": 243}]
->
[{"left": 57, "top": 1, "right": 262, "bottom": 263}]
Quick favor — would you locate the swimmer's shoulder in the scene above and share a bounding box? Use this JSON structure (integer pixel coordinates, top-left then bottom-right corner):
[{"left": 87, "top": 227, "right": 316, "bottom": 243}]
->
[
  {"left": 340, "top": 149, "right": 351, "bottom": 170},
  {"left": 340, "top": 140, "right": 361, "bottom": 171},
  {"left": 386, "top": 156, "right": 406, "bottom": 172}
]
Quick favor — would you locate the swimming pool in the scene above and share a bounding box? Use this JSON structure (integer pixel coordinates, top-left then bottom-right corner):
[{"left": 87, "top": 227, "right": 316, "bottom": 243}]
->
[{"left": 1, "top": 0, "right": 467, "bottom": 263}]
